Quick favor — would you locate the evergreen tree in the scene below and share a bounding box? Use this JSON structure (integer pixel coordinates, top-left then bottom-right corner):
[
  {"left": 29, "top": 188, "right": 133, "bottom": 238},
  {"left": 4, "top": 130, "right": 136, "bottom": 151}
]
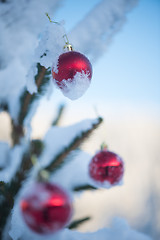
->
[{"left": 0, "top": 1, "right": 151, "bottom": 240}]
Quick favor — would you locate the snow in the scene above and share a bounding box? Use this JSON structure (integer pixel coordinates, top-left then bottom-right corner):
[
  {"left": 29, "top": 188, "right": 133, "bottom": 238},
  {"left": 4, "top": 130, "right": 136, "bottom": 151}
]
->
[
  {"left": 26, "top": 63, "right": 38, "bottom": 94},
  {"left": 27, "top": 23, "right": 65, "bottom": 94},
  {"left": 89, "top": 177, "right": 124, "bottom": 189},
  {"left": 2, "top": 117, "right": 152, "bottom": 240},
  {"left": 69, "top": 0, "right": 138, "bottom": 62},
  {"left": 35, "top": 24, "right": 65, "bottom": 69},
  {"left": 0, "top": 0, "right": 138, "bottom": 119},
  {"left": 1, "top": 1, "right": 152, "bottom": 239},
  {"left": 50, "top": 151, "right": 91, "bottom": 192},
  {"left": 9, "top": 207, "right": 152, "bottom": 240},
  {"left": 0, "top": 0, "right": 63, "bottom": 120},
  {"left": 54, "top": 70, "right": 91, "bottom": 100},
  {"left": 51, "top": 150, "right": 124, "bottom": 192},
  {"left": 0, "top": 0, "right": 138, "bottom": 120},
  {"left": 0, "top": 144, "right": 26, "bottom": 183},
  {"left": 38, "top": 118, "right": 99, "bottom": 168},
  {"left": 0, "top": 0, "right": 62, "bottom": 69},
  {"left": 23, "top": 99, "right": 41, "bottom": 139}
]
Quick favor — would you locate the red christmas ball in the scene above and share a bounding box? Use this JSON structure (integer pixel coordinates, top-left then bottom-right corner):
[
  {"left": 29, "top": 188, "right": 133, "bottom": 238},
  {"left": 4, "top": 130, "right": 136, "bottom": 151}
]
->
[
  {"left": 89, "top": 149, "right": 124, "bottom": 187},
  {"left": 52, "top": 51, "right": 92, "bottom": 100},
  {"left": 20, "top": 182, "right": 73, "bottom": 234}
]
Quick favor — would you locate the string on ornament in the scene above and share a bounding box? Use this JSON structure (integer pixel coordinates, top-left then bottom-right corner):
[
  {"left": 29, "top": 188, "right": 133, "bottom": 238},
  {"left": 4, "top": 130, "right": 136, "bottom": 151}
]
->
[{"left": 45, "top": 13, "right": 73, "bottom": 51}]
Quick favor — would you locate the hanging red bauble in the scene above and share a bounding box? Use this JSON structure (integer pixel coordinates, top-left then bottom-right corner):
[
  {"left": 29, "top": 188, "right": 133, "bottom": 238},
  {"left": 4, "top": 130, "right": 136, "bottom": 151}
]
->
[
  {"left": 20, "top": 182, "right": 73, "bottom": 234},
  {"left": 52, "top": 51, "right": 92, "bottom": 100},
  {"left": 89, "top": 147, "right": 124, "bottom": 187}
]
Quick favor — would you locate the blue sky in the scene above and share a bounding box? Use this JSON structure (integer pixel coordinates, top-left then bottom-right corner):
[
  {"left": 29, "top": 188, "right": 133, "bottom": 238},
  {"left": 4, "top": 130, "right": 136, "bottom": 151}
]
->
[
  {"left": 53, "top": 0, "right": 160, "bottom": 111},
  {"left": 92, "top": 0, "right": 160, "bottom": 106}
]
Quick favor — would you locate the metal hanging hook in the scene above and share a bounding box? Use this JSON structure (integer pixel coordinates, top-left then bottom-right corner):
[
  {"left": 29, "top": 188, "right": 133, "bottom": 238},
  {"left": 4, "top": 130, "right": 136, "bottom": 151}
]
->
[{"left": 45, "top": 13, "right": 73, "bottom": 51}]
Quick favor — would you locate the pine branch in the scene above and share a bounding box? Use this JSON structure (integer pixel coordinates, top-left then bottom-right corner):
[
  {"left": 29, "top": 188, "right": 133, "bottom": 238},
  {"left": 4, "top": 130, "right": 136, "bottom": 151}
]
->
[
  {"left": 0, "top": 181, "right": 13, "bottom": 238},
  {"left": 11, "top": 122, "right": 24, "bottom": 146},
  {"left": 8, "top": 140, "right": 44, "bottom": 197},
  {"left": 11, "top": 64, "right": 51, "bottom": 145},
  {"left": 68, "top": 217, "right": 91, "bottom": 230},
  {"left": 73, "top": 184, "right": 97, "bottom": 192},
  {"left": 0, "top": 181, "right": 6, "bottom": 196},
  {"left": 0, "top": 140, "right": 43, "bottom": 236},
  {"left": 18, "top": 63, "right": 51, "bottom": 125},
  {"left": 52, "top": 104, "right": 65, "bottom": 126},
  {"left": 43, "top": 117, "right": 103, "bottom": 173},
  {"left": 30, "top": 139, "right": 44, "bottom": 157}
]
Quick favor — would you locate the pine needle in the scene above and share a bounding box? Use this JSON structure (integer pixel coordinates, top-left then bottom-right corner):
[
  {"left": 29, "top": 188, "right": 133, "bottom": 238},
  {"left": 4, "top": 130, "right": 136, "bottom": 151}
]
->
[
  {"left": 43, "top": 117, "right": 103, "bottom": 173},
  {"left": 68, "top": 217, "right": 91, "bottom": 229}
]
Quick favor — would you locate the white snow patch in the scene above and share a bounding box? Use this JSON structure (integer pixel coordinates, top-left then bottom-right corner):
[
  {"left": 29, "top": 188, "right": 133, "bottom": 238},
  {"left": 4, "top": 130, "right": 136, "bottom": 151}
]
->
[
  {"left": 9, "top": 211, "right": 152, "bottom": 240},
  {"left": 0, "top": 58, "right": 26, "bottom": 99},
  {"left": 27, "top": 23, "right": 65, "bottom": 94},
  {"left": 51, "top": 151, "right": 91, "bottom": 193},
  {"left": 26, "top": 63, "right": 38, "bottom": 94},
  {"left": 0, "top": 144, "right": 26, "bottom": 182},
  {"left": 23, "top": 99, "right": 41, "bottom": 140},
  {"left": 45, "top": 78, "right": 55, "bottom": 100},
  {"left": 89, "top": 177, "right": 124, "bottom": 189},
  {"left": 0, "top": 0, "right": 63, "bottom": 120},
  {"left": 39, "top": 118, "right": 99, "bottom": 168},
  {"left": 54, "top": 70, "right": 91, "bottom": 100}
]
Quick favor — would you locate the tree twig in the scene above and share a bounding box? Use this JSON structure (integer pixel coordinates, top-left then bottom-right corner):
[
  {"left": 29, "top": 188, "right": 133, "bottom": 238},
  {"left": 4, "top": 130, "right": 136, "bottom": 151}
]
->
[
  {"left": 11, "top": 64, "right": 50, "bottom": 145},
  {"left": 43, "top": 117, "right": 103, "bottom": 173},
  {"left": 18, "top": 64, "right": 47, "bottom": 125},
  {"left": 0, "top": 140, "right": 43, "bottom": 236},
  {"left": 73, "top": 184, "right": 97, "bottom": 192},
  {"left": 52, "top": 104, "right": 65, "bottom": 126}
]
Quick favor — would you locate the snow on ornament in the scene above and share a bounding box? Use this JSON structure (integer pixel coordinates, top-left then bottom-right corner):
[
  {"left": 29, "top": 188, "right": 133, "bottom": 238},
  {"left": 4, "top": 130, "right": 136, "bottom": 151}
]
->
[
  {"left": 20, "top": 181, "right": 73, "bottom": 235},
  {"left": 89, "top": 144, "right": 124, "bottom": 188},
  {"left": 52, "top": 36, "right": 92, "bottom": 100}
]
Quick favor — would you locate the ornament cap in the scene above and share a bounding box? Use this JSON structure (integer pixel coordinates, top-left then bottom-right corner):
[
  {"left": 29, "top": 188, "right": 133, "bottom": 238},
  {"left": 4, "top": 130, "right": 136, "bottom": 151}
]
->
[
  {"left": 63, "top": 34, "right": 73, "bottom": 51},
  {"left": 101, "top": 142, "right": 108, "bottom": 151},
  {"left": 38, "top": 169, "right": 50, "bottom": 182},
  {"left": 63, "top": 43, "right": 73, "bottom": 51}
]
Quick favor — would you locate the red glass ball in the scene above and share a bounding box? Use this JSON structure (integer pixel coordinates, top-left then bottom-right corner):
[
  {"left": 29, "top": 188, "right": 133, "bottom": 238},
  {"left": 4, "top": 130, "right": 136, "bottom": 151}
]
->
[
  {"left": 52, "top": 51, "right": 92, "bottom": 87},
  {"left": 89, "top": 150, "right": 124, "bottom": 186},
  {"left": 20, "top": 182, "right": 73, "bottom": 234}
]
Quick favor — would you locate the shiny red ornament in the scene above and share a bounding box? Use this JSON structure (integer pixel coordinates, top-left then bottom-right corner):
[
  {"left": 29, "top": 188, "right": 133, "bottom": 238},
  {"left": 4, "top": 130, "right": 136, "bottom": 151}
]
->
[
  {"left": 20, "top": 182, "right": 73, "bottom": 234},
  {"left": 89, "top": 149, "right": 124, "bottom": 187},
  {"left": 52, "top": 51, "right": 92, "bottom": 86}
]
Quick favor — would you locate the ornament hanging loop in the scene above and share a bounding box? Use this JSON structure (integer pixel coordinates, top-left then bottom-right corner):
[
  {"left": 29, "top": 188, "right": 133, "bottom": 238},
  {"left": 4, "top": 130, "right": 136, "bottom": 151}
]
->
[
  {"left": 45, "top": 13, "right": 73, "bottom": 51},
  {"left": 45, "top": 12, "right": 60, "bottom": 25},
  {"left": 101, "top": 142, "right": 108, "bottom": 151},
  {"left": 63, "top": 34, "right": 73, "bottom": 51}
]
